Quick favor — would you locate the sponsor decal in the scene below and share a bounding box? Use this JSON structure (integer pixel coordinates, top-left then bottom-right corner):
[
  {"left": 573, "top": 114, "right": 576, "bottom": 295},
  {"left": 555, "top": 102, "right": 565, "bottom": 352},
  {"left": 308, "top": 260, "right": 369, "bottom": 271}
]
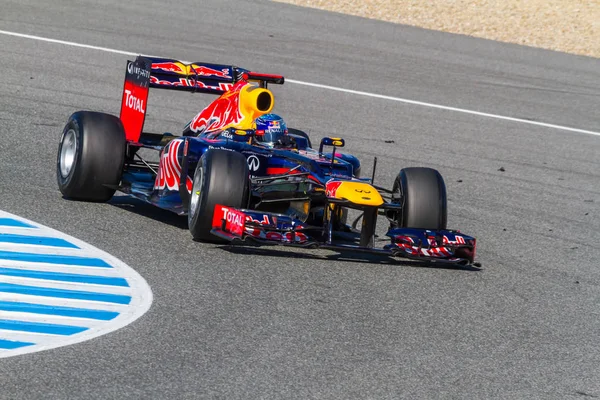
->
[
  {"left": 154, "top": 139, "right": 193, "bottom": 191},
  {"left": 221, "top": 131, "right": 233, "bottom": 139},
  {"left": 121, "top": 58, "right": 151, "bottom": 142},
  {"left": 247, "top": 155, "right": 260, "bottom": 172},
  {"left": 213, "top": 206, "right": 245, "bottom": 237},
  {"left": 123, "top": 89, "right": 145, "bottom": 114},
  {"left": 267, "top": 120, "right": 280, "bottom": 131},
  {"left": 127, "top": 61, "right": 151, "bottom": 82},
  {"left": 207, "top": 145, "right": 235, "bottom": 151}
]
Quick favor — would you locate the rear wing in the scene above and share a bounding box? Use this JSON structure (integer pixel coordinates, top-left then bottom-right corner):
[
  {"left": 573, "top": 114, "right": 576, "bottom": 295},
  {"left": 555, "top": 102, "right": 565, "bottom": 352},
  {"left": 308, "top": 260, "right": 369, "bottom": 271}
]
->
[
  {"left": 119, "top": 55, "right": 285, "bottom": 142},
  {"left": 147, "top": 56, "right": 284, "bottom": 94}
]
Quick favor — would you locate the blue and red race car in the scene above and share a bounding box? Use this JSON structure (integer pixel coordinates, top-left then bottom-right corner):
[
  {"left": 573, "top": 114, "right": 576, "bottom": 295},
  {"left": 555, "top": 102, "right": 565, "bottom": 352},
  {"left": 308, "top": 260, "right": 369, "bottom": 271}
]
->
[{"left": 56, "top": 56, "right": 478, "bottom": 267}]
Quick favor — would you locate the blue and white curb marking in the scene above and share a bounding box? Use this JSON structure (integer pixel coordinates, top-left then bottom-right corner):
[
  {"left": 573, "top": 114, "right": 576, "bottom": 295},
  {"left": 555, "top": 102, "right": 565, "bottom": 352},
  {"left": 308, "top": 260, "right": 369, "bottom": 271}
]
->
[{"left": 0, "top": 211, "right": 152, "bottom": 358}]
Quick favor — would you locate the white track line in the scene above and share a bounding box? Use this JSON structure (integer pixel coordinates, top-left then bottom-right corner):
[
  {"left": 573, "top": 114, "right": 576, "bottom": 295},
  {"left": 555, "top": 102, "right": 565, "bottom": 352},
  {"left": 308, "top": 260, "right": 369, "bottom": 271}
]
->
[
  {"left": 1, "top": 29, "right": 598, "bottom": 137},
  {"left": 285, "top": 79, "right": 600, "bottom": 137},
  {"left": 0, "top": 30, "right": 135, "bottom": 56}
]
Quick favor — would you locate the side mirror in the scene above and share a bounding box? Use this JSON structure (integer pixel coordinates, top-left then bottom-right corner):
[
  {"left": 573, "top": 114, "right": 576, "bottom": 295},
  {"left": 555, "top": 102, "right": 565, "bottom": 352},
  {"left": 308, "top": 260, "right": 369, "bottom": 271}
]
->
[{"left": 319, "top": 137, "right": 345, "bottom": 154}]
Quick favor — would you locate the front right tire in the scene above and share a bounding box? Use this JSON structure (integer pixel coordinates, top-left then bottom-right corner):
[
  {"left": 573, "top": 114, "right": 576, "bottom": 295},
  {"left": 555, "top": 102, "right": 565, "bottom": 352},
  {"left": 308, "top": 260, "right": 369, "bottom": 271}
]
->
[{"left": 391, "top": 167, "right": 447, "bottom": 229}]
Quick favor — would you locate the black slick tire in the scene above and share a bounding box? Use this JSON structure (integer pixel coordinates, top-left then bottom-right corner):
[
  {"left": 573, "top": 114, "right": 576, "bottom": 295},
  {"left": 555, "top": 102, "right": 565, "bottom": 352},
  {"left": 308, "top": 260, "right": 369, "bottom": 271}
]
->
[
  {"left": 393, "top": 167, "right": 447, "bottom": 229},
  {"left": 188, "top": 149, "right": 249, "bottom": 242},
  {"left": 56, "top": 111, "right": 126, "bottom": 202}
]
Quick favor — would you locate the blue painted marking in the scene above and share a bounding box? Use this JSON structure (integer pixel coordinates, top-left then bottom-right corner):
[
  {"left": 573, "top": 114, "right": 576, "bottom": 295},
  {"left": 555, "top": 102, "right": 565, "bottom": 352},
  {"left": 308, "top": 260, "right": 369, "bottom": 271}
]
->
[
  {"left": 0, "top": 339, "right": 35, "bottom": 349},
  {"left": 0, "top": 234, "right": 78, "bottom": 249},
  {"left": 0, "top": 218, "right": 36, "bottom": 228},
  {"left": 0, "top": 301, "right": 119, "bottom": 320},
  {"left": 0, "top": 319, "right": 88, "bottom": 335},
  {"left": 0, "top": 267, "right": 129, "bottom": 287},
  {"left": 0, "top": 283, "right": 132, "bottom": 305},
  {"left": 0, "top": 250, "right": 112, "bottom": 268}
]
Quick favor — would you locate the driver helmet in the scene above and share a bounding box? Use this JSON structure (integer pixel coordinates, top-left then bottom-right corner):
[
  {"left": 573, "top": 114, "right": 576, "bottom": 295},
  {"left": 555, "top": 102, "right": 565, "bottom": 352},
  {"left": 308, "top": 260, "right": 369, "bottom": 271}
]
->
[{"left": 254, "top": 113, "right": 287, "bottom": 147}]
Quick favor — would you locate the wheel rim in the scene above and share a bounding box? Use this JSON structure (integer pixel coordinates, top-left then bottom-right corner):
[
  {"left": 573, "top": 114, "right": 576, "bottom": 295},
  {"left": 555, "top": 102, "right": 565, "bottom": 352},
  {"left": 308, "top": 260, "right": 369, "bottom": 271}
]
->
[
  {"left": 59, "top": 129, "right": 77, "bottom": 178},
  {"left": 189, "top": 164, "right": 204, "bottom": 217}
]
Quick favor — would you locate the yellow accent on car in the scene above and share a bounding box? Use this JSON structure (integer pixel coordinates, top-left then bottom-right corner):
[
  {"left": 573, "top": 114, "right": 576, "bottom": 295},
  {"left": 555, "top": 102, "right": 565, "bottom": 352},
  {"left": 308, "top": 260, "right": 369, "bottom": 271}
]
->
[
  {"left": 238, "top": 84, "right": 274, "bottom": 122},
  {"left": 329, "top": 181, "right": 383, "bottom": 206},
  {"left": 211, "top": 83, "right": 275, "bottom": 132}
]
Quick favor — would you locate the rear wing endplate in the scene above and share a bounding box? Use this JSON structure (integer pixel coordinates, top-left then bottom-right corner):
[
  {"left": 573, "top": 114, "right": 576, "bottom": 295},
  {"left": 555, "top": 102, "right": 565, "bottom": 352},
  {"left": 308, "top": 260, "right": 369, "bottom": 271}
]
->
[{"left": 120, "top": 57, "right": 151, "bottom": 143}]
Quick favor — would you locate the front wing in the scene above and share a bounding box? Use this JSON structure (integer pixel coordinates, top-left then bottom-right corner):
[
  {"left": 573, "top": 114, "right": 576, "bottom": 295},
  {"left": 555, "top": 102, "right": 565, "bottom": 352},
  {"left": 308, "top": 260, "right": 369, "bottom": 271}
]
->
[{"left": 211, "top": 205, "right": 478, "bottom": 267}]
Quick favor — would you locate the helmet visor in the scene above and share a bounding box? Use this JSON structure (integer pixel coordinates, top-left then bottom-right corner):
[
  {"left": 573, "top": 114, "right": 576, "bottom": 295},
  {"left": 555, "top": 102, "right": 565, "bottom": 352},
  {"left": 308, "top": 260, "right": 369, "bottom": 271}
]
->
[{"left": 256, "top": 119, "right": 287, "bottom": 144}]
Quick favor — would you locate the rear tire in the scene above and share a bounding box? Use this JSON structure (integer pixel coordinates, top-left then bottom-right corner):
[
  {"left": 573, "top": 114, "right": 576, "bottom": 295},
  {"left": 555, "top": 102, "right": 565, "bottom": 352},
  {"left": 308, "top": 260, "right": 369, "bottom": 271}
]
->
[
  {"left": 56, "top": 111, "right": 125, "bottom": 202},
  {"left": 188, "top": 149, "right": 249, "bottom": 242},
  {"left": 392, "top": 167, "right": 447, "bottom": 229}
]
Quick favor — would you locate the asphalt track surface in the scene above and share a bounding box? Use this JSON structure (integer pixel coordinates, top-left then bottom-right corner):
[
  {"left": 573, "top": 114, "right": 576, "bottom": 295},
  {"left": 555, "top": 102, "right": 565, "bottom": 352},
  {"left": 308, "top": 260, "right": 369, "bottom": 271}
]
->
[{"left": 1, "top": 0, "right": 599, "bottom": 398}]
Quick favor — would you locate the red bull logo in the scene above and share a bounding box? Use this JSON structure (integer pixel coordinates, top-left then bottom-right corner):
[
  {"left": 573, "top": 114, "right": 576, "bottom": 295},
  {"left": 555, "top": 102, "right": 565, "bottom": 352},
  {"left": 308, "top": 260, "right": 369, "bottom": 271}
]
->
[
  {"left": 188, "top": 81, "right": 248, "bottom": 134},
  {"left": 190, "top": 65, "right": 232, "bottom": 79},
  {"left": 154, "top": 139, "right": 193, "bottom": 191},
  {"left": 152, "top": 62, "right": 231, "bottom": 79},
  {"left": 325, "top": 181, "right": 343, "bottom": 198},
  {"left": 149, "top": 75, "right": 234, "bottom": 92},
  {"left": 151, "top": 62, "right": 187, "bottom": 74}
]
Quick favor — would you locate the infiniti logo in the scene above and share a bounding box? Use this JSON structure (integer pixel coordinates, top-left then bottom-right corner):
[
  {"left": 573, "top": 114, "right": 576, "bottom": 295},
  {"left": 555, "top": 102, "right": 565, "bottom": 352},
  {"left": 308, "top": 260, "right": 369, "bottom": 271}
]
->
[{"left": 247, "top": 155, "right": 260, "bottom": 171}]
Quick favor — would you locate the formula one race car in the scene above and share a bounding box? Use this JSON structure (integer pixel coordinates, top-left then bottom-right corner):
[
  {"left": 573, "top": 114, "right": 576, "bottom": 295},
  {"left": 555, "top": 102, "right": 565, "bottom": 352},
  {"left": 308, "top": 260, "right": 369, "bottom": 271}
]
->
[{"left": 56, "top": 56, "right": 477, "bottom": 267}]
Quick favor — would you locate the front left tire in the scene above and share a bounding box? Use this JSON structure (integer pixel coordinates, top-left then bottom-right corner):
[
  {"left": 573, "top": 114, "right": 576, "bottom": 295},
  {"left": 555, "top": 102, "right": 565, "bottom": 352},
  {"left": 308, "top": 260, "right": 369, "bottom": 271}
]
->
[{"left": 188, "top": 149, "right": 250, "bottom": 242}]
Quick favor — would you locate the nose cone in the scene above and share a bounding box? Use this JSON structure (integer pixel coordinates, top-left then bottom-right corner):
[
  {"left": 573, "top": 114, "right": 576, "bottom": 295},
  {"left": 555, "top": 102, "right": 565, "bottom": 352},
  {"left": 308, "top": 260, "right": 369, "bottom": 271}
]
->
[{"left": 325, "top": 181, "right": 384, "bottom": 206}]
